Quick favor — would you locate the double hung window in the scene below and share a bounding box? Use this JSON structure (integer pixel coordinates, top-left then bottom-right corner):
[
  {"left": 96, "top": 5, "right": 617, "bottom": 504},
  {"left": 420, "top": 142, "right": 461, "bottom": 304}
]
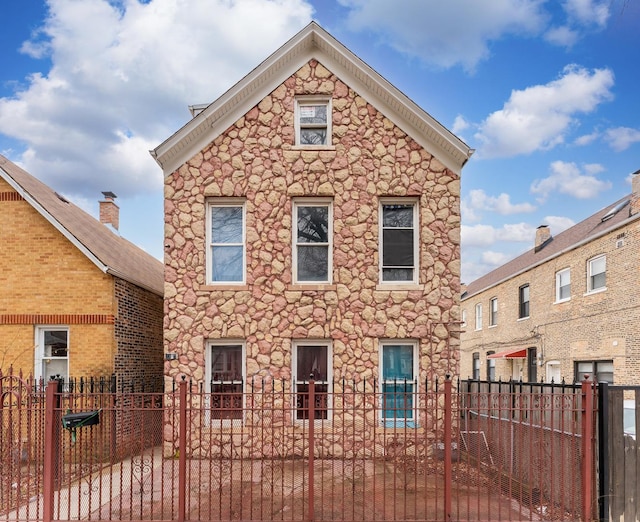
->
[
  {"left": 489, "top": 298, "right": 498, "bottom": 326},
  {"left": 380, "top": 342, "right": 417, "bottom": 427},
  {"left": 555, "top": 268, "right": 571, "bottom": 302},
  {"left": 295, "top": 98, "right": 331, "bottom": 146},
  {"left": 294, "top": 201, "right": 332, "bottom": 283},
  {"left": 380, "top": 201, "right": 418, "bottom": 283},
  {"left": 293, "top": 343, "right": 330, "bottom": 420},
  {"left": 486, "top": 352, "right": 496, "bottom": 381},
  {"left": 208, "top": 202, "right": 245, "bottom": 284},
  {"left": 475, "top": 304, "right": 482, "bottom": 330},
  {"left": 207, "top": 343, "right": 244, "bottom": 421},
  {"left": 35, "top": 328, "right": 69, "bottom": 382},
  {"left": 472, "top": 352, "right": 480, "bottom": 380},
  {"left": 587, "top": 255, "right": 606, "bottom": 292},
  {"left": 519, "top": 284, "right": 530, "bottom": 319}
]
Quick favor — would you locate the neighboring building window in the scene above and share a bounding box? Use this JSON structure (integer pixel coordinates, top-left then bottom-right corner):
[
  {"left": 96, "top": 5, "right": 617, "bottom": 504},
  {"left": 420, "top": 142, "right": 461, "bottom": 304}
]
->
[
  {"left": 461, "top": 309, "right": 467, "bottom": 328},
  {"left": 295, "top": 98, "right": 331, "bottom": 146},
  {"left": 528, "top": 348, "right": 537, "bottom": 382},
  {"left": 380, "top": 202, "right": 418, "bottom": 283},
  {"left": 555, "top": 268, "right": 571, "bottom": 302},
  {"left": 380, "top": 341, "right": 417, "bottom": 427},
  {"left": 546, "top": 361, "right": 561, "bottom": 384},
  {"left": 575, "top": 360, "right": 614, "bottom": 384},
  {"left": 208, "top": 202, "right": 245, "bottom": 283},
  {"left": 489, "top": 298, "right": 498, "bottom": 326},
  {"left": 486, "top": 352, "right": 495, "bottom": 381},
  {"left": 207, "top": 343, "right": 244, "bottom": 420},
  {"left": 519, "top": 284, "right": 530, "bottom": 319},
  {"left": 475, "top": 303, "right": 482, "bottom": 330},
  {"left": 472, "top": 352, "right": 480, "bottom": 380},
  {"left": 587, "top": 255, "right": 606, "bottom": 292},
  {"left": 293, "top": 201, "right": 332, "bottom": 283},
  {"left": 294, "top": 342, "right": 331, "bottom": 420},
  {"left": 35, "top": 328, "right": 69, "bottom": 382}
]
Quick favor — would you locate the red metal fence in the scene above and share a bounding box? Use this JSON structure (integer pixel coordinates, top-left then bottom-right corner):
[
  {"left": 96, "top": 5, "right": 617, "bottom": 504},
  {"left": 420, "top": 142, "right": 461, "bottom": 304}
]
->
[{"left": 1, "top": 371, "right": 597, "bottom": 522}]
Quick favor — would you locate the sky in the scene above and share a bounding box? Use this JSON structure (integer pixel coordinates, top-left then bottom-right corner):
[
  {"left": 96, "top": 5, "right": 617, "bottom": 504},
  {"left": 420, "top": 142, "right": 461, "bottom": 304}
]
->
[{"left": 1, "top": 0, "right": 639, "bottom": 284}]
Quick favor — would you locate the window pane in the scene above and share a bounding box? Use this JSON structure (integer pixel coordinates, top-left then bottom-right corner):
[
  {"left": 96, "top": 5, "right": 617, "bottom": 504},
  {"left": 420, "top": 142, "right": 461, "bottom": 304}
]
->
[
  {"left": 296, "top": 345, "right": 328, "bottom": 381},
  {"left": 44, "top": 330, "right": 68, "bottom": 357},
  {"left": 383, "top": 205, "right": 413, "bottom": 227},
  {"left": 382, "top": 345, "right": 413, "bottom": 380},
  {"left": 212, "top": 245, "right": 243, "bottom": 281},
  {"left": 591, "top": 256, "right": 605, "bottom": 274},
  {"left": 382, "top": 268, "right": 414, "bottom": 281},
  {"left": 299, "top": 105, "right": 327, "bottom": 125},
  {"left": 591, "top": 272, "right": 606, "bottom": 290},
  {"left": 297, "top": 206, "right": 328, "bottom": 243},
  {"left": 210, "top": 345, "right": 242, "bottom": 381},
  {"left": 300, "top": 128, "right": 327, "bottom": 145},
  {"left": 382, "top": 382, "right": 414, "bottom": 420},
  {"left": 298, "top": 245, "right": 328, "bottom": 281},
  {"left": 211, "top": 207, "right": 242, "bottom": 243},
  {"left": 382, "top": 229, "right": 414, "bottom": 266}
]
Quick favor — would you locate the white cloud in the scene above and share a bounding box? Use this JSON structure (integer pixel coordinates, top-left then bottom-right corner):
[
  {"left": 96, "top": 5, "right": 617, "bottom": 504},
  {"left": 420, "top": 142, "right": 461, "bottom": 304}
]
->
[
  {"left": 530, "top": 160, "right": 611, "bottom": 201},
  {"left": 544, "top": 25, "right": 578, "bottom": 47},
  {"left": 466, "top": 189, "right": 537, "bottom": 215},
  {"left": 452, "top": 115, "right": 469, "bottom": 134},
  {"left": 564, "top": 0, "right": 610, "bottom": 28},
  {"left": 481, "top": 250, "right": 513, "bottom": 266},
  {"left": 574, "top": 130, "right": 600, "bottom": 146},
  {"left": 474, "top": 65, "right": 614, "bottom": 158},
  {"left": 604, "top": 127, "right": 640, "bottom": 151},
  {"left": 0, "top": 0, "right": 314, "bottom": 198},
  {"left": 543, "top": 215, "right": 575, "bottom": 234},
  {"left": 461, "top": 222, "right": 536, "bottom": 247},
  {"left": 337, "top": 0, "right": 547, "bottom": 72}
]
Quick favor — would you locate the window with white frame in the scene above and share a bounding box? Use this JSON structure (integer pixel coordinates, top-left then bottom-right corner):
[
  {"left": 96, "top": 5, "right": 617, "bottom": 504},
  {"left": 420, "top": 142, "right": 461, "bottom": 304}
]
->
[
  {"left": 380, "top": 341, "right": 418, "bottom": 427},
  {"left": 489, "top": 297, "right": 498, "bottom": 326},
  {"left": 555, "top": 268, "right": 571, "bottom": 302},
  {"left": 519, "top": 284, "right": 530, "bottom": 319},
  {"left": 208, "top": 202, "right": 245, "bottom": 284},
  {"left": 587, "top": 255, "right": 606, "bottom": 292},
  {"left": 295, "top": 98, "right": 331, "bottom": 146},
  {"left": 206, "top": 342, "right": 245, "bottom": 421},
  {"left": 35, "top": 327, "right": 69, "bottom": 382},
  {"left": 575, "top": 360, "right": 613, "bottom": 384},
  {"left": 475, "top": 303, "right": 483, "bottom": 330},
  {"left": 472, "top": 352, "right": 480, "bottom": 380},
  {"left": 293, "top": 342, "right": 331, "bottom": 420},
  {"left": 293, "top": 201, "right": 332, "bottom": 283},
  {"left": 380, "top": 201, "right": 418, "bottom": 283},
  {"left": 461, "top": 309, "right": 467, "bottom": 328},
  {"left": 486, "top": 352, "right": 496, "bottom": 381}
]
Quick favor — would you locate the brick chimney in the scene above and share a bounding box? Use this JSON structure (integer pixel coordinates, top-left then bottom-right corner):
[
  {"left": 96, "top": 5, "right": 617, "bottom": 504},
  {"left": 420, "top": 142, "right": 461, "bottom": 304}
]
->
[
  {"left": 534, "top": 225, "right": 551, "bottom": 252},
  {"left": 99, "top": 191, "right": 119, "bottom": 231},
  {"left": 630, "top": 169, "right": 640, "bottom": 216}
]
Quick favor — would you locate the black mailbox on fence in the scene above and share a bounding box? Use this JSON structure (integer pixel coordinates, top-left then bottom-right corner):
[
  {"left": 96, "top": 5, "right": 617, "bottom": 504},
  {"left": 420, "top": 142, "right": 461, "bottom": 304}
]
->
[{"left": 61, "top": 410, "right": 100, "bottom": 430}]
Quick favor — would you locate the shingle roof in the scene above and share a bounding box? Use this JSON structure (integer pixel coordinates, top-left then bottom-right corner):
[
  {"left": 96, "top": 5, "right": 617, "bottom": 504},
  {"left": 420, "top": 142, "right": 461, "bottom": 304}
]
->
[
  {"left": 463, "top": 195, "right": 637, "bottom": 299},
  {"left": 0, "top": 154, "right": 164, "bottom": 296}
]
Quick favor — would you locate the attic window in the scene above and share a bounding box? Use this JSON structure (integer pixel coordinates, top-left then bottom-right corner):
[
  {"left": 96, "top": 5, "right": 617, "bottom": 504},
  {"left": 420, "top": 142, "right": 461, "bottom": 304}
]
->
[
  {"left": 601, "top": 199, "right": 629, "bottom": 222},
  {"left": 55, "top": 192, "right": 70, "bottom": 204},
  {"left": 295, "top": 97, "right": 331, "bottom": 146}
]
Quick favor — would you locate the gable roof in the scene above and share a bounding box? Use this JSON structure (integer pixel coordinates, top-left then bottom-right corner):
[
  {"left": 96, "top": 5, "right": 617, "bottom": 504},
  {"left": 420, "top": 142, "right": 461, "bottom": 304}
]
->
[
  {"left": 463, "top": 194, "right": 638, "bottom": 300},
  {"left": 0, "top": 155, "right": 164, "bottom": 296},
  {"left": 151, "top": 21, "right": 472, "bottom": 176}
]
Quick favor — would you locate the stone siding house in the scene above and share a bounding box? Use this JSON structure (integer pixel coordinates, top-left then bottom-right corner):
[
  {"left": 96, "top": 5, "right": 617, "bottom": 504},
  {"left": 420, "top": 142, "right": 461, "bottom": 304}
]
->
[
  {"left": 152, "top": 23, "right": 471, "bottom": 449},
  {"left": 0, "top": 155, "right": 164, "bottom": 388},
  {"left": 461, "top": 171, "right": 640, "bottom": 385}
]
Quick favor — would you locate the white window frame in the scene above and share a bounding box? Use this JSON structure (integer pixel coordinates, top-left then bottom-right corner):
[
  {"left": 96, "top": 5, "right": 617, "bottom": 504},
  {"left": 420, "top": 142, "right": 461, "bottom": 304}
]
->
[
  {"left": 461, "top": 309, "right": 467, "bottom": 328},
  {"left": 205, "top": 341, "right": 246, "bottom": 426},
  {"left": 379, "top": 340, "right": 419, "bottom": 428},
  {"left": 555, "top": 268, "right": 571, "bottom": 303},
  {"left": 379, "top": 199, "right": 419, "bottom": 284},
  {"left": 34, "top": 326, "right": 69, "bottom": 382},
  {"left": 587, "top": 255, "right": 606, "bottom": 293},
  {"left": 486, "top": 352, "right": 496, "bottom": 381},
  {"left": 292, "top": 341, "right": 333, "bottom": 423},
  {"left": 475, "top": 303, "right": 483, "bottom": 330},
  {"left": 206, "top": 200, "right": 246, "bottom": 284},
  {"left": 292, "top": 199, "right": 333, "bottom": 284},
  {"left": 295, "top": 97, "right": 332, "bottom": 146},
  {"left": 489, "top": 297, "right": 498, "bottom": 327},
  {"left": 472, "top": 352, "right": 480, "bottom": 380}
]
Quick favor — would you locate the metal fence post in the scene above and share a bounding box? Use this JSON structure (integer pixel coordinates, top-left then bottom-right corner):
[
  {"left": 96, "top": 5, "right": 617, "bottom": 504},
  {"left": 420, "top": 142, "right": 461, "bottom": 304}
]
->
[
  {"left": 582, "top": 378, "right": 595, "bottom": 522},
  {"left": 178, "top": 378, "right": 187, "bottom": 522},
  {"left": 444, "top": 375, "right": 452, "bottom": 520},
  {"left": 43, "top": 379, "right": 58, "bottom": 522},
  {"left": 308, "top": 378, "right": 315, "bottom": 522},
  {"left": 598, "top": 382, "right": 609, "bottom": 522}
]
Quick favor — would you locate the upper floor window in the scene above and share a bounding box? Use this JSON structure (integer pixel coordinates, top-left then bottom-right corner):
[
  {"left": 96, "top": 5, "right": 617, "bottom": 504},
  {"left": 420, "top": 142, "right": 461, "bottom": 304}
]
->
[
  {"left": 489, "top": 297, "right": 498, "bottom": 326},
  {"left": 380, "top": 201, "right": 418, "bottom": 284},
  {"left": 295, "top": 97, "right": 331, "bottom": 146},
  {"left": 461, "top": 309, "right": 467, "bottom": 328},
  {"left": 206, "top": 342, "right": 245, "bottom": 421},
  {"left": 475, "top": 303, "right": 482, "bottom": 330},
  {"left": 519, "top": 284, "right": 530, "bottom": 319},
  {"left": 293, "top": 200, "right": 332, "bottom": 283},
  {"left": 293, "top": 342, "right": 331, "bottom": 420},
  {"left": 587, "top": 255, "right": 606, "bottom": 293},
  {"left": 208, "top": 202, "right": 245, "bottom": 284},
  {"left": 555, "top": 268, "right": 571, "bottom": 302},
  {"left": 472, "top": 352, "right": 480, "bottom": 380}
]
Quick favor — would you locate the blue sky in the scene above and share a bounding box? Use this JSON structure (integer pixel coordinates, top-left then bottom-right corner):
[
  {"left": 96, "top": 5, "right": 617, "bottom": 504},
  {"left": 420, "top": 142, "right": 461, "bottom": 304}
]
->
[{"left": 1, "top": 0, "right": 639, "bottom": 283}]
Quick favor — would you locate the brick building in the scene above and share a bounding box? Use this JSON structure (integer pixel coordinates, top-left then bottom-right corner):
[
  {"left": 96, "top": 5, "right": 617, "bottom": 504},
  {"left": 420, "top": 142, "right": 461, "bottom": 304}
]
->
[
  {"left": 0, "top": 155, "right": 164, "bottom": 388},
  {"left": 152, "top": 22, "right": 472, "bottom": 449},
  {"left": 460, "top": 171, "right": 640, "bottom": 385}
]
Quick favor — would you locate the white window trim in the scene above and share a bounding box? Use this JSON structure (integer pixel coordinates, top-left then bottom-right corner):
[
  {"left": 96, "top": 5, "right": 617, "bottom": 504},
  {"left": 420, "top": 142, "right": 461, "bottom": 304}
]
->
[
  {"left": 206, "top": 200, "right": 246, "bottom": 285},
  {"left": 555, "top": 268, "right": 571, "bottom": 303},
  {"left": 292, "top": 340, "right": 333, "bottom": 423},
  {"left": 294, "top": 96, "right": 332, "bottom": 147},
  {"left": 461, "top": 309, "right": 467, "bottom": 328},
  {"left": 292, "top": 199, "right": 333, "bottom": 284},
  {"left": 586, "top": 255, "right": 606, "bottom": 294},
  {"left": 475, "top": 303, "right": 483, "bottom": 330},
  {"left": 489, "top": 298, "right": 498, "bottom": 327},
  {"left": 205, "top": 340, "right": 246, "bottom": 427},
  {"left": 34, "top": 326, "right": 69, "bottom": 382},
  {"left": 378, "top": 340, "right": 419, "bottom": 428},
  {"left": 379, "top": 199, "right": 419, "bottom": 285}
]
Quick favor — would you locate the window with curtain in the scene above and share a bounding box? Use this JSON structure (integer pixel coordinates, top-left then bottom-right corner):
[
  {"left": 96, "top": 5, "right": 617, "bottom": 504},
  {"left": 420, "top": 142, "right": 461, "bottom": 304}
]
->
[{"left": 381, "top": 342, "right": 417, "bottom": 427}]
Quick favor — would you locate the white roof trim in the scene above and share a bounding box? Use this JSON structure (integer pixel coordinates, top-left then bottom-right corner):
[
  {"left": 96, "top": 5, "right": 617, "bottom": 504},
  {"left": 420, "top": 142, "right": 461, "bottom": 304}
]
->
[
  {"left": 0, "top": 166, "right": 110, "bottom": 275},
  {"left": 151, "top": 22, "right": 472, "bottom": 176}
]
